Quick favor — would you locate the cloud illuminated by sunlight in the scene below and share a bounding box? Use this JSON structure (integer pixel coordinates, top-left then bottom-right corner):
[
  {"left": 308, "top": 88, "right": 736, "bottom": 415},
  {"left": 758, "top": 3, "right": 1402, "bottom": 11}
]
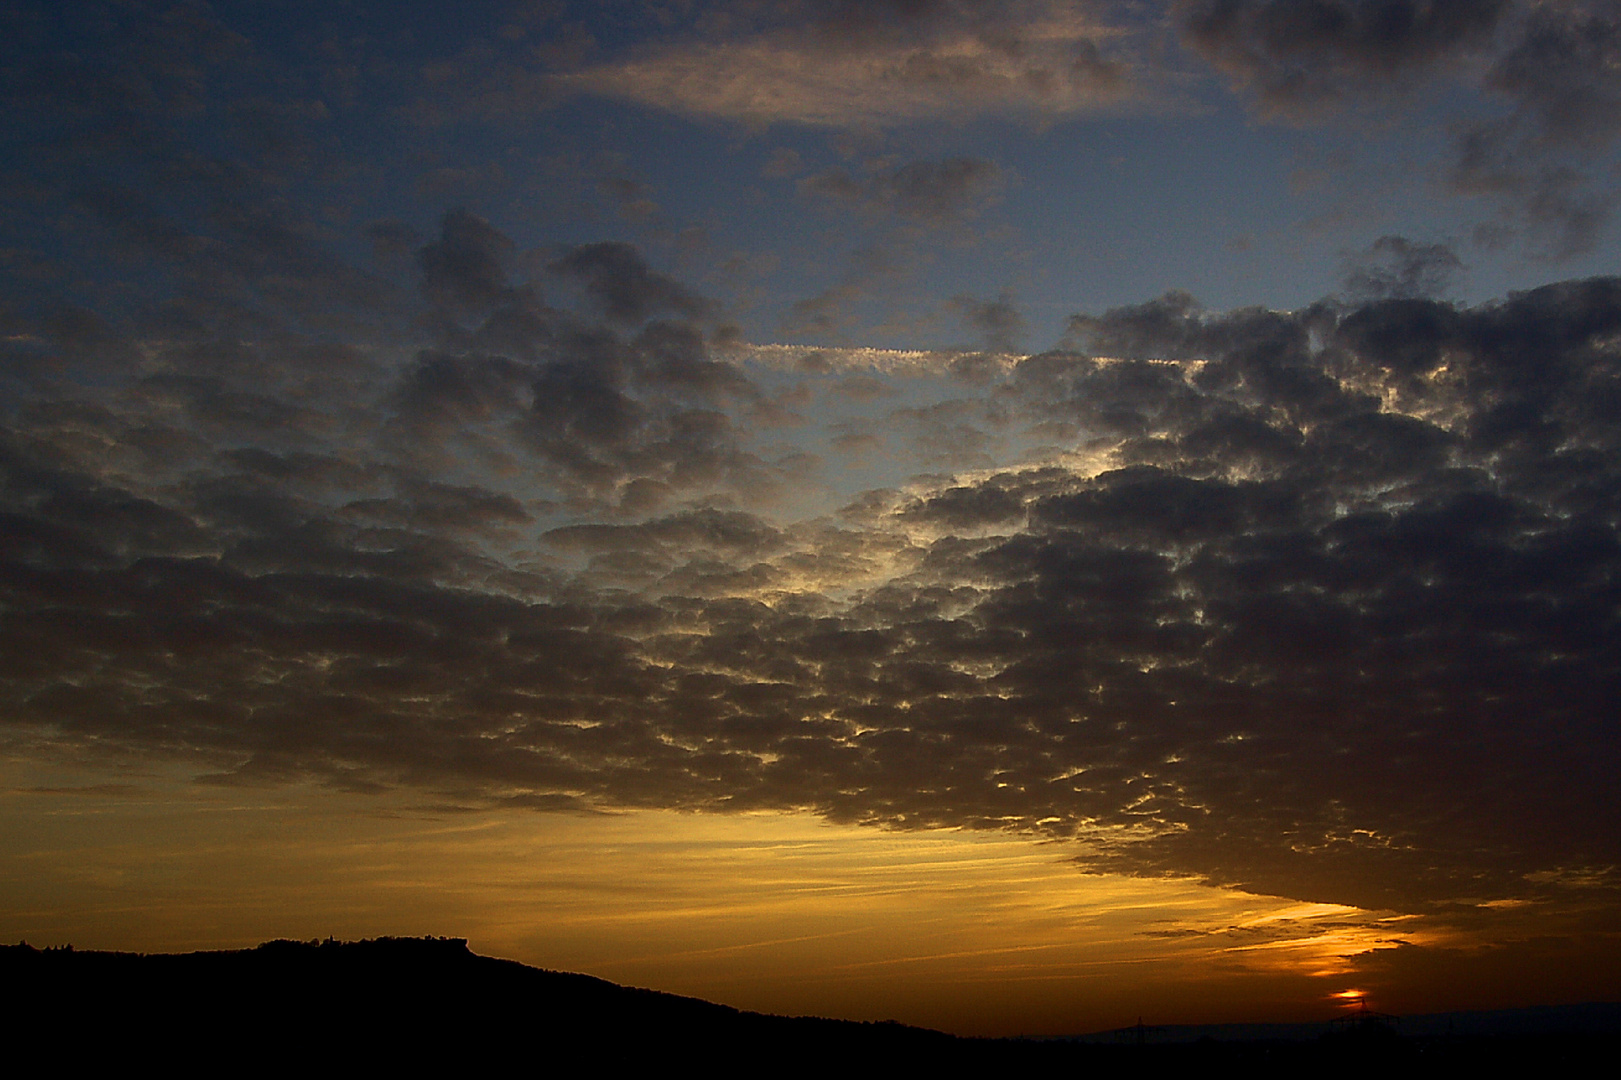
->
[{"left": 562, "top": 4, "right": 1144, "bottom": 128}]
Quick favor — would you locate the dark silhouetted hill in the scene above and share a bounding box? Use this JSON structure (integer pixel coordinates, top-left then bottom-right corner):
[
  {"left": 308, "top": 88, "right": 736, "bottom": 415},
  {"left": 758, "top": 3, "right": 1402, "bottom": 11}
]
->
[
  {"left": 6, "top": 937, "right": 1617, "bottom": 1072},
  {"left": 3, "top": 936, "right": 1001, "bottom": 1069}
]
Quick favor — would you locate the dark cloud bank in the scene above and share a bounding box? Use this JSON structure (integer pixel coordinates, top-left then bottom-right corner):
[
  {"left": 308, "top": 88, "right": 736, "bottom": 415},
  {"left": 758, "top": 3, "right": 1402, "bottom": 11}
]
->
[{"left": 6, "top": 202, "right": 1621, "bottom": 926}]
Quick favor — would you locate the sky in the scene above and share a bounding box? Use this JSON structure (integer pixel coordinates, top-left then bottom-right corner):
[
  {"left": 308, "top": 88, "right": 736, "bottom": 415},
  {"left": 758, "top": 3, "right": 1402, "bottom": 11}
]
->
[{"left": 3, "top": 0, "right": 1621, "bottom": 1037}]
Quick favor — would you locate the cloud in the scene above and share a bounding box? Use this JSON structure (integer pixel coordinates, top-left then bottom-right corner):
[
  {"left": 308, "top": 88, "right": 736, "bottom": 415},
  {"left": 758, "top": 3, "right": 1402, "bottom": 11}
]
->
[
  {"left": 782, "top": 243, "right": 907, "bottom": 337},
  {"left": 1176, "top": 0, "right": 1510, "bottom": 118},
  {"left": 403, "top": 223, "right": 767, "bottom": 505},
  {"left": 1340, "top": 235, "right": 1464, "bottom": 300},
  {"left": 10, "top": 263, "right": 1621, "bottom": 925},
  {"left": 419, "top": 209, "right": 517, "bottom": 318},
  {"left": 950, "top": 292, "right": 1025, "bottom": 352},
  {"left": 550, "top": 241, "right": 714, "bottom": 325},
  {"left": 782, "top": 160, "right": 1003, "bottom": 342},
  {"left": 561, "top": 1, "right": 1139, "bottom": 127},
  {"left": 1482, "top": 1, "right": 1621, "bottom": 151},
  {"left": 1447, "top": 2, "right": 1621, "bottom": 258},
  {"left": 1172, "top": 1, "right": 1621, "bottom": 257}
]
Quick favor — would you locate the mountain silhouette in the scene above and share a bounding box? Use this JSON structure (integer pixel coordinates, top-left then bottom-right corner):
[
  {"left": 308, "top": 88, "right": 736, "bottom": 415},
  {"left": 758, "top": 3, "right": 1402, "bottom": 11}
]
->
[
  {"left": 5, "top": 936, "right": 992, "bottom": 1069},
  {"left": 6, "top": 937, "right": 1616, "bottom": 1070}
]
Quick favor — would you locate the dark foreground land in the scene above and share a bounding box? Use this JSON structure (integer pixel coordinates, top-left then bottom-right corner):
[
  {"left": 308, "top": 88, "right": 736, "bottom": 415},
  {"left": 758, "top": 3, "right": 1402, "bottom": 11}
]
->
[{"left": 5, "top": 937, "right": 1616, "bottom": 1074}]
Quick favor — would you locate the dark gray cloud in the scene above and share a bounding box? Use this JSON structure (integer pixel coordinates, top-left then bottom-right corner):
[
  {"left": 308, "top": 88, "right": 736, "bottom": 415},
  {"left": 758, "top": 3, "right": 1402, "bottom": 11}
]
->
[
  {"left": 1177, "top": 0, "right": 1510, "bottom": 116},
  {"left": 1483, "top": 3, "right": 1621, "bottom": 151},
  {"left": 1447, "top": 3, "right": 1621, "bottom": 257},
  {"left": 551, "top": 241, "right": 714, "bottom": 324},
  {"left": 1173, "top": 1, "right": 1621, "bottom": 257},
  {"left": 8, "top": 267, "right": 1621, "bottom": 926},
  {"left": 782, "top": 243, "right": 906, "bottom": 337},
  {"left": 378, "top": 214, "right": 765, "bottom": 502},
  {"left": 1451, "top": 126, "right": 1617, "bottom": 260},
  {"left": 900, "top": 475, "right": 1031, "bottom": 529},
  {"left": 950, "top": 292, "right": 1025, "bottom": 352},
  {"left": 782, "top": 160, "right": 1001, "bottom": 338},
  {"left": 1340, "top": 235, "right": 1463, "bottom": 300},
  {"left": 419, "top": 210, "right": 517, "bottom": 319}
]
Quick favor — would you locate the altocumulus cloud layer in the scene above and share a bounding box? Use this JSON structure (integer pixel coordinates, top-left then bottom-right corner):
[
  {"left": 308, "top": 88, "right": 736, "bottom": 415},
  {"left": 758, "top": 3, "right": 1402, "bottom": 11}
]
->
[
  {"left": 5, "top": 201, "right": 1621, "bottom": 918},
  {"left": 2, "top": 0, "right": 1620, "bottom": 937}
]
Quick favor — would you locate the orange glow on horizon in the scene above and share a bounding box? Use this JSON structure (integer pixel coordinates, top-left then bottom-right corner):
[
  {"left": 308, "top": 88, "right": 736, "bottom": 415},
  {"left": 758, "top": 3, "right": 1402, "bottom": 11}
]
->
[{"left": 0, "top": 760, "right": 1435, "bottom": 1036}]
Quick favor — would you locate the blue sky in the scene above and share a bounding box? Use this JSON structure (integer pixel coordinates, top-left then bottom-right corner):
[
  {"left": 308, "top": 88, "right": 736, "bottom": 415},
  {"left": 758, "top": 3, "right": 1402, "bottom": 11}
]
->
[
  {"left": 18, "top": 0, "right": 1607, "bottom": 349},
  {"left": 274, "top": 0, "right": 1618, "bottom": 345}
]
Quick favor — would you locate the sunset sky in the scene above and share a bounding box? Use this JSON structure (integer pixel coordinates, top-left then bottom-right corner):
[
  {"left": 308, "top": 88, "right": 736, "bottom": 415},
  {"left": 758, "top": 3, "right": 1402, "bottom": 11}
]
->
[{"left": 4, "top": 0, "right": 1621, "bottom": 1036}]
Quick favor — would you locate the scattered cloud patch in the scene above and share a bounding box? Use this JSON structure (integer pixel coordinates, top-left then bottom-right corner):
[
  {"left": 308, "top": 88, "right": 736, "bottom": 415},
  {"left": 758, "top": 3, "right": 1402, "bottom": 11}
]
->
[
  {"left": 1340, "top": 235, "right": 1463, "bottom": 301},
  {"left": 562, "top": 1, "right": 1141, "bottom": 127},
  {"left": 1176, "top": 0, "right": 1510, "bottom": 118}
]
